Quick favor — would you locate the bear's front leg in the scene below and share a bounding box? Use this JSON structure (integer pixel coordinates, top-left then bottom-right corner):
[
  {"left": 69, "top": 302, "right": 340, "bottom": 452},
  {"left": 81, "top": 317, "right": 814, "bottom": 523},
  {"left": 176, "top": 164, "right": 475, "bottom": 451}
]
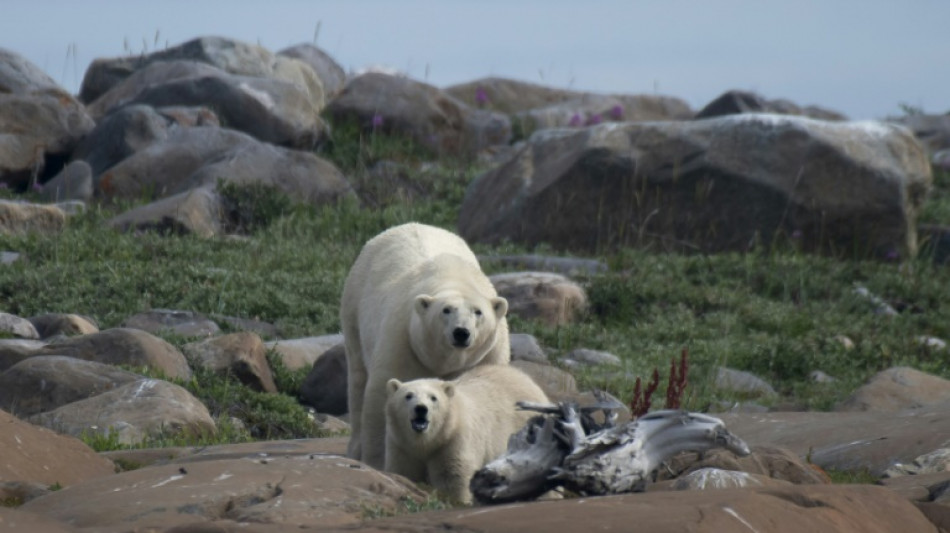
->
[
  {"left": 385, "top": 442, "right": 427, "bottom": 482},
  {"left": 427, "top": 453, "right": 473, "bottom": 505},
  {"left": 360, "top": 377, "right": 390, "bottom": 469}
]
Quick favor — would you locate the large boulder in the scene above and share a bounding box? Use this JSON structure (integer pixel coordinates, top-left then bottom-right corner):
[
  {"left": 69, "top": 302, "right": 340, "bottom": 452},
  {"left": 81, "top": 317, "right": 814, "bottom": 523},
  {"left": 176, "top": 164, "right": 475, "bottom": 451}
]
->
[
  {"left": 80, "top": 36, "right": 325, "bottom": 109},
  {"left": 0, "top": 409, "right": 115, "bottom": 488},
  {"left": 837, "top": 366, "right": 950, "bottom": 412},
  {"left": 0, "top": 48, "right": 95, "bottom": 188},
  {"left": 72, "top": 103, "right": 216, "bottom": 177},
  {"left": 445, "top": 76, "right": 693, "bottom": 120},
  {"left": 890, "top": 112, "right": 950, "bottom": 155},
  {"left": 36, "top": 327, "right": 193, "bottom": 380},
  {"left": 0, "top": 356, "right": 142, "bottom": 417},
  {"left": 512, "top": 93, "right": 696, "bottom": 138},
  {"left": 92, "top": 62, "right": 326, "bottom": 148},
  {"left": 29, "top": 378, "right": 216, "bottom": 445},
  {"left": 107, "top": 186, "right": 225, "bottom": 237},
  {"left": 298, "top": 343, "right": 347, "bottom": 414},
  {"left": 489, "top": 271, "right": 588, "bottom": 326},
  {"left": 459, "top": 115, "right": 932, "bottom": 258},
  {"left": 278, "top": 43, "right": 346, "bottom": 97},
  {"left": 95, "top": 126, "right": 353, "bottom": 205},
  {"left": 325, "top": 72, "right": 511, "bottom": 158}
]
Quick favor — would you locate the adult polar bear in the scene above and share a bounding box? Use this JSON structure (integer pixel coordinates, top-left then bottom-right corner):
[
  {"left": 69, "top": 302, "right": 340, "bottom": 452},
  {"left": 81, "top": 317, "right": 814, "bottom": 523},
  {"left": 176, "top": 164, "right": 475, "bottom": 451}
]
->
[{"left": 341, "top": 222, "right": 511, "bottom": 468}]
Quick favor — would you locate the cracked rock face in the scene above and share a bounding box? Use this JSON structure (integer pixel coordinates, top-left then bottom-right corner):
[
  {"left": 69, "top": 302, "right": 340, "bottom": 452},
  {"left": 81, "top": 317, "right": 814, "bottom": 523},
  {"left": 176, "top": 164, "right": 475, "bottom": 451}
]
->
[{"left": 20, "top": 453, "right": 426, "bottom": 530}]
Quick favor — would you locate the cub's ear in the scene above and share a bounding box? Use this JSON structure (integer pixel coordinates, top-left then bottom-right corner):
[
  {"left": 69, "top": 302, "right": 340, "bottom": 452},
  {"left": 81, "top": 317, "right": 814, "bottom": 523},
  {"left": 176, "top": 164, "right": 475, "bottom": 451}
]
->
[
  {"left": 491, "top": 296, "right": 508, "bottom": 319},
  {"left": 442, "top": 382, "right": 456, "bottom": 398},
  {"left": 387, "top": 379, "right": 402, "bottom": 395},
  {"left": 414, "top": 295, "right": 434, "bottom": 316}
]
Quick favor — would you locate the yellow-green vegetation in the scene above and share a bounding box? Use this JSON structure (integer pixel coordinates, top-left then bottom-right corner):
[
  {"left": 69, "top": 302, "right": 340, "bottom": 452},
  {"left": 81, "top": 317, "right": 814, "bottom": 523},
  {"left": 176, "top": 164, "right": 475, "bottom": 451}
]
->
[{"left": 1, "top": 126, "right": 949, "bottom": 452}]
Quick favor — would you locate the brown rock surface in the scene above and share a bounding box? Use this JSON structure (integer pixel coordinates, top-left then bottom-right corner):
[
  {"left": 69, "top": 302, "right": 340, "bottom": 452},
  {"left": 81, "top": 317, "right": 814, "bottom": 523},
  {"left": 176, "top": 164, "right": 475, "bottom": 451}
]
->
[
  {"left": 20, "top": 453, "right": 425, "bottom": 531},
  {"left": 721, "top": 401, "right": 950, "bottom": 475},
  {"left": 342, "top": 484, "right": 937, "bottom": 533},
  {"left": 0, "top": 409, "right": 115, "bottom": 487}
]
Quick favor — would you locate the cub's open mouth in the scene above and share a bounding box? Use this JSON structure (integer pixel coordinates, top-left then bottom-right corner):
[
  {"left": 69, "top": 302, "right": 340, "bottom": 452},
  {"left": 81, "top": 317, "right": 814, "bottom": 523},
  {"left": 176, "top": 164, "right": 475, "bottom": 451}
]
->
[{"left": 411, "top": 417, "right": 429, "bottom": 432}]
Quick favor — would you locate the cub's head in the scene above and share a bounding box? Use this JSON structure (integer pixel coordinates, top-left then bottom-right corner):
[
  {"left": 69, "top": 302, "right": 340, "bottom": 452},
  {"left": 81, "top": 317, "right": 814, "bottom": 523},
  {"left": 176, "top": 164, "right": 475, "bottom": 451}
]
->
[
  {"left": 385, "top": 378, "right": 454, "bottom": 440},
  {"left": 411, "top": 291, "right": 507, "bottom": 371}
]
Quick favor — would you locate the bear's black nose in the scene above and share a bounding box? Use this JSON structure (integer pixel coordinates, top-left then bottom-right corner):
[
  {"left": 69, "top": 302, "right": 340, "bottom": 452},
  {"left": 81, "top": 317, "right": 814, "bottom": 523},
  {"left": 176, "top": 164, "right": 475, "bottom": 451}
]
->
[
  {"left": 452, "top": 327, "right": 470, "bottom": 345},
  {"left": 414, "top": 405, "right": 428, "bottom": 416}
]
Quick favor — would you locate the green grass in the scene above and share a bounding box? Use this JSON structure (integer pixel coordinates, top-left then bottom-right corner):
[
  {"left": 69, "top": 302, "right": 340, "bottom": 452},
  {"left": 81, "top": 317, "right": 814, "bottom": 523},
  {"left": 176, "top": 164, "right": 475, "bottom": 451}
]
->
[{"left": 1, "top": 125, "right": 950, "bottom": 450}]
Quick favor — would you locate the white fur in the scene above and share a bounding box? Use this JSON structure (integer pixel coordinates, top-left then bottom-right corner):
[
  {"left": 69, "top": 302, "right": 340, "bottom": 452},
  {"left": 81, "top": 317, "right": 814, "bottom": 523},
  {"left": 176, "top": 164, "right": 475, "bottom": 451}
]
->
[
  {"left": 341, "top": 223, "right": 510, "bottom": 468},
  {"left": 384, "top": 365, "right": 549, "bottom": 503}
]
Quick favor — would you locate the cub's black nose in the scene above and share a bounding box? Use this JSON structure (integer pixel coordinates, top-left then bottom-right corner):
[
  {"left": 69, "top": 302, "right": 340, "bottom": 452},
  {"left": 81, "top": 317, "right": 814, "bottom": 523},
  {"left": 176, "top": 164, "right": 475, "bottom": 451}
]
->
[
  {"left": 414, "top": 405, "right": 428, "bottom": 416},
  {"left": 452, "top": 327, "right": 470, "bottom": 345}
]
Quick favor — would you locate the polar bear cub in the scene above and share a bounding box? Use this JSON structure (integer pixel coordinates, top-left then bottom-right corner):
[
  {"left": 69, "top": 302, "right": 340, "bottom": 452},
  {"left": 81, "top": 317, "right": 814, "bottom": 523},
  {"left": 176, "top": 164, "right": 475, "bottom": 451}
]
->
[
  {"left": 385, "top": 364, "right": 549, "bottom": 504},
  {"left": 341, "top": 222, "right": 511, "bottom": 469}
]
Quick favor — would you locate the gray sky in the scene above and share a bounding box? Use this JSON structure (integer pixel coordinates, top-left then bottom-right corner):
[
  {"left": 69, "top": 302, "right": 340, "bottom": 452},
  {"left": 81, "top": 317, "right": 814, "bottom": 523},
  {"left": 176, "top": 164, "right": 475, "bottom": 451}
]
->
[{"left": 4, "top": 0, "right": 946, "bottom": 120}]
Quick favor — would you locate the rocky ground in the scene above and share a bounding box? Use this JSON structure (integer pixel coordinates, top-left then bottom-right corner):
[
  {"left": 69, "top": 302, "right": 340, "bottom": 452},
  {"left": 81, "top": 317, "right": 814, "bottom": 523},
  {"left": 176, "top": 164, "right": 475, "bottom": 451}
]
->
[{"left": 2, "top": 35, "right": 950, "bottom": 532}]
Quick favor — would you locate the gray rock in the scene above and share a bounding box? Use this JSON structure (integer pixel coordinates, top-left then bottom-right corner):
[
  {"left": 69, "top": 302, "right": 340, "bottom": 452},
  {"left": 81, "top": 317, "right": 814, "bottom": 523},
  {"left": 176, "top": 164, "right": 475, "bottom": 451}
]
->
[
  {"left": 37, "top": 327, "right": 193, "bottom": 380},
  {"left": 265, "top": 334, "right": 344, "bottom": 371},
  {"left": 38, "top": 160, "right": 93, "bottom": 202},
  {"left": 122, "top": 309, "right": 221, "bottom": 338},
  {"left": 0, "top": 251, "right": 20, "bottom": 264},
  {"left": 490, "top": 271, "right": 588, "bottom": 327},
  {"left": 715, "top": 367, "right": 778, "bottom": 398},
  {"left": 837, "top": 366, "right": 950, "bottom": 412},
  {"left": 459, "top": 115, "right": 931, "bottom": 258},
  {"left": 278, "top": 42, "right": 346, "bottom": 97},
  {"left": 0, "top": 338, "right": 45, "bottom": 372},
  {"left": 0, "top": 92, "right": 95, "bottom": 188},
  {"left": 95, "top": 126, "right": 353, "bottom": 207},
  {"left": 561, "top": 347, "right": 622, "bottom": 367},
  {"left": 107, "top": 186, "right": 224, "bottom": 237},
  {"left": 0, "top": 47, "right": 63, "bottom": 94},
  {"left": 325, "top": 72, "right": 511, "bottom": 158},
  {"left": 890, "top": 112, "right": 950, "bottom": 155},
  {"left": 0, "top": 355, "right": 142, "bottom": 416},
  {"left": 183, "top": 332, "right": 277, "bottom": 393},
  {"left": 884, "top": 448, "right": 950, "bottom": 478},
  {"left": 509, "top": 333, "right": 548, "bottom": 363},
  {"left": 720, "top": 400, "right": 950, "bottom": 476},
  {"left": 445, "top": 77, "right": 693, "bottom": 120},
  {"left": 29, "top": 378, "right": 216, "bottom": 446},
  {"left": 809, "top": 370, "right": 836, "bottom": 383},
  {"left": 0, "top": 312, "right": 39, "bottom": 339},
  {"left": 80, "top": 36, "right": 325, "bottom": 109},
  {"left": 299, "top": 343, "right": 346, "bottom": 415},
  {"left": 71, "top": 104, "right": 177, "bottom": 176},
  {"left": 695, "top": 89, "right": 847, "bottom": 121},
  {"left": 511, "top": 359, "right": 578, "bottom": 402}
]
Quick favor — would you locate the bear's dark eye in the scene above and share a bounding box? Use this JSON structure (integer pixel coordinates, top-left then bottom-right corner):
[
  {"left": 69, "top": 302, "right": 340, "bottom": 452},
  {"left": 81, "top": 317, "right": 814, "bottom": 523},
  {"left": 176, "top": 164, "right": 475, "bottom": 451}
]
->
[
  {"left": 474, "top": 308, "right": 482, "bottom": 316},
  {"left": 405, "top": 393, "right": 414, "bottom": 400},
  {"left": 442, "top": 307, "right": 451, "bottom": 314},
  {"left": 430, "top": 395, "right": 438, "bottom": 402}
]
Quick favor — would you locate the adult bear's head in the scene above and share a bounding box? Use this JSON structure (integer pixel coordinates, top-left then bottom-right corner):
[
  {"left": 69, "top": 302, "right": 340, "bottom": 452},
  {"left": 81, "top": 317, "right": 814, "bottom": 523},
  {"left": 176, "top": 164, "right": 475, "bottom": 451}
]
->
[{"left": 410, "top": 290, "right": 508, "bottom": 375}]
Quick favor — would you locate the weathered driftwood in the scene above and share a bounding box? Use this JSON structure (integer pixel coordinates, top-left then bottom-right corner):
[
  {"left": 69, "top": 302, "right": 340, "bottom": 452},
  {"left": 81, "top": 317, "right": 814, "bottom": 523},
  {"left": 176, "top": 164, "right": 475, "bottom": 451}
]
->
[{"left": 470, "top": 400, "right": 751, "bottom": 504}]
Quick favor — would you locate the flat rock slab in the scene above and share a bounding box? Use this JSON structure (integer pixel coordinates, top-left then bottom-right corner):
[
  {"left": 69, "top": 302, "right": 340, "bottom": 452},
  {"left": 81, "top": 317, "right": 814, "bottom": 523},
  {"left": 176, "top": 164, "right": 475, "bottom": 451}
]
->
[
  {"left": 342, "top": 484, "right": 936, "bottom": 533},
  {"left": 0, "top": 409, "right": 115, "bottom": 487},
  {"left": 101, "top": 437, "right": 350, "bottom": 469},
  {"left": 721, "top": 401, "right": 950, "bottom": 475},
  {"left": 21, "top": 454, "right": 425, "bottom": 531}
]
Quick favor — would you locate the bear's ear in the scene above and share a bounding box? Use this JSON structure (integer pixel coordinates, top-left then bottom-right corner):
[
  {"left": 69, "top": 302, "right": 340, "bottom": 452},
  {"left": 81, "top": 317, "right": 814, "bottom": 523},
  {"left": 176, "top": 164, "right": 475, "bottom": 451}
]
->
[
  {"left": 414, "top": 294, "right": 434, "bottom": 316},
  {"left": 491, "top": 296, "right": 508, "bottom": 319},
  {"left": 387, "top": 379, "right": 402, "bottom": 395},
  {"left": 442, "top": 382, "right": 456, "bottom": 398}
]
